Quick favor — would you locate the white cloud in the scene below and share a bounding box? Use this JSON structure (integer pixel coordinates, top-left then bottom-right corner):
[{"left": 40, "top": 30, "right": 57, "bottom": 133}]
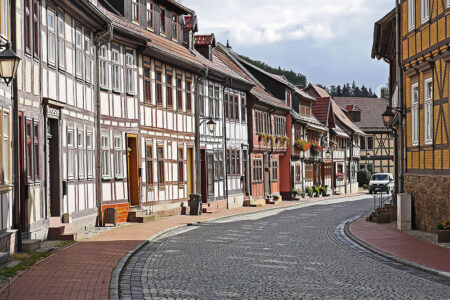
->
[{"left": 183, "top": 0, "right": 392, "bottom": 46}]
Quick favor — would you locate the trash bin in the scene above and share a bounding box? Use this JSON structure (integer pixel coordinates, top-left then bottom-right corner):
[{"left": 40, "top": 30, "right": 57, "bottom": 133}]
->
[{"left": 189, "top": 193, "right": 202, "bottom": 215}]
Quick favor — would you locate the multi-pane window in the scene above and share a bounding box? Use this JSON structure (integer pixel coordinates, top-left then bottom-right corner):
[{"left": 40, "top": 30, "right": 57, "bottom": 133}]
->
[
  {"left": 177, "top": 76, "right": 183, "bottom": 110},
  {"left": 411, "top": 83, "right": 419, "bottom": 146},
  {"left": 235, "top": 150, "right": 240, "bottom": 176},
  {"left": 75, "top": 28, "right": 83, "bottom": 78},
  {"left": 166, "top": 73, "right": 173, "bottom": 108},
  {"left": 230, "top": 150, "right": 235, "bottom": 175},
  {"left": 47, "top": 10, "right": 56, "bottom": 65},
  {"left": 300, "top": 101, "right": 311, "bottom": 115},
  {"left": 157, "top": 146, "right": 164, "bottom": 185},
  {"left": 99, "top": 45, "right": 109, "bottom": 88},
  {"left": 225, "top": 92, "right": 230, "bottom": 119},
  {"left": 207, "top": 153, "right": 214, "bottom": 195},
  {"left": 178, "top": 148, "right": 184, "bottom": 183},
  {"left": 218, "top": 151, "right": 223, "bottom": 179},
  {"left": 86, "top": 132, "right": 94, "bottom": 179},
  {"left": 252, "top": 159, "right": 263, "bottom": 182},
  {"left": 33, "top": 0, "right": 38, "bottom": 56},
  {"left": 367, "top": 136, "right": 374, "bottom": 150},
  {"left": 25, "top": 0, "right": 31, "bottom": 52},
  {"left": 57, "top": 15, "right": 65, "bottom": 69},
  {"left": 32, "top": 122, "right": 39, "bottom": 180},
  {"left": 101, "top": 134, "right": 110, "bottom": 178},
  {"left": 1, "top": 112, "right": 9, "bottom": 184},
  {"left": 77, "top": 130, "right": 85, "bottom": 179},
  {"left": 85, "top": 34, "right": 92, "bottom": 82},
  {"left": 0, "top": 0, "right": 9, "bottom": 38},
  {"left": 144, "top": 66, "right": 151, "bottom": 103},
  {"left": 156, "top": 69, "right": 162, "bottom": 105},
  {"left": 241, "top": 94, "right": 246, "bottom": 123},
  {"left": 172, "top": 14, "right": 178, "bottom": 40},
  {"left": 424, "top": 78, "right": 433, "bottom": 144},
  {"left": 226, "top": 150, "right": 231, "bottom": 176},
  {"left": 360, "top": 136, "right": 366, "bottom": 149},
  {"left": 112, "top": 47, "right": 121, "bottom": 92},
  {"left": 186, "top": 80, "right": 192, "bottom": 112},
  {"left": 160, "top": 7, "right": 166, "bottom": 35},
  {"left": 214, "top": 86, "right": 220, "bottom": 119},
  {"left": 114, "top": 135, "right": 123, "bottom": 178},
  {"left": 234, "top": 94, "right": 239, "bottom": 121},
  {"left": 146, "top": 1, "right": 153, "bottom": 29},
  {"left": 305, "top": 164, "right": 313, "bottom": 181},
  {"left": 274, "top": 116, "right": 286, "bottom": 136},
  {"left": 286, "top": 90, "right": 291, "bottom": 105},
  {"left": 126, "top": 53, "right": 135, "bottom": 94},
  {"left": 132, "top": 0, "right": 139, "bottom": 22},
  {"left": 199, "top": 83, "right": 205, "bottom": 116},
  {"left": 146, "top": 144, "right": 154, "bottom": 186},
  {"left": 67, "top": 129, "right": 75, "bottom": 179},
  {"left": 421, "top": 0, "right": 429, "bottom": 24},
  {"left": 214, "top": 151, "right": 220, "bottom": 180},
  {"left": 271, "top": 160, "right": 278, "bottom": 182},
  {"left": 208, "top": 84, "right": 214, "bottom": 117},
  {"left": 408, "top": 0, "right": 415, "bottom": 31},
  {"left": 255, "top": 110, "right": 271, "bottom": 134}
]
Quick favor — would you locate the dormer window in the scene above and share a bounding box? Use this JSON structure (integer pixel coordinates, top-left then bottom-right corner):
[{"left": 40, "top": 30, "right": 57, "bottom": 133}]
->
[
  {"left": 160, "top": 7, "right": 166, "bottom": 35},
  {"left": 132, "top": 0, "right": 139, "bottom": 22},
  {"left": 172, "top": 14, "right": 178, "bottom": 41},
  {"left": 146, "top": 1, "right": 153, "bottom": 29}
]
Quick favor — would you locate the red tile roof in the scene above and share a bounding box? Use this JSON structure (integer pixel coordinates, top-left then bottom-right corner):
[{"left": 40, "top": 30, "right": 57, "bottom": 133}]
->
[
  {"left": 98, "top": 3, "right": 203, "bottom": 70},
  {"left": 183, "top": 15, "right": 198, "bottom": 33},
  {"left": 194, "top": 34, "right": 216, "bottom": 46},
  {"left": 334, "top": 97, "right": 390, "bottom": 132},
  {"left": 331, "top": 99, "right": 365, "bottom": 136},
  {"left": 305, "top": 84, "right": 331, "bottom": 98},
  {"left": 312, "top": 97, "right": 331, "bottom": 126}
]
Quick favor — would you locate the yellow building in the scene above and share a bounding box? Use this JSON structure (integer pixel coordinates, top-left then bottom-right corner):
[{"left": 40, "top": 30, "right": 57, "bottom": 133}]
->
[{"left": 373, "top": 1, "right": 450, "bottom": 232}]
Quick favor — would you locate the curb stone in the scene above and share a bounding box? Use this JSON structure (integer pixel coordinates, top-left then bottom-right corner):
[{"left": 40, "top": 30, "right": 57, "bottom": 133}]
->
[
  {"left": 109, "top": 193, "right": 368, "bottom": 299},
  {"left": 344, "top": 217, "right": 450, "bottom": 280}
]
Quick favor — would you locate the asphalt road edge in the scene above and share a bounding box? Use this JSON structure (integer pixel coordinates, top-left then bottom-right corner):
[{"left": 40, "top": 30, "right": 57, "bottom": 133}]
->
[{"left": 344, "top": 218, "right": 450, "bottom": 280}]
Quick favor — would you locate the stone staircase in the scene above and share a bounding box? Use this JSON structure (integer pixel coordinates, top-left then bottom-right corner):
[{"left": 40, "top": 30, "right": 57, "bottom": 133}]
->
[
  {"left": 47, "top": 217, "right": 84, "bottom": 241},
  {"left": 127, "top": 209, "right": 157, "bottom": 223}
]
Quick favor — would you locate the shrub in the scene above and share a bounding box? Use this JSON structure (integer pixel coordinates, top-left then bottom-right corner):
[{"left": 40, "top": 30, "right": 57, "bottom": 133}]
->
[
  {"left": 357, "top": 169, "right": 371, "bottom": 187},
  {"left": 436, "top": 220, "right": 450, "bottom": 230},
  {"left": 362, "top": 184, "right": 368, "bottom": 190}
]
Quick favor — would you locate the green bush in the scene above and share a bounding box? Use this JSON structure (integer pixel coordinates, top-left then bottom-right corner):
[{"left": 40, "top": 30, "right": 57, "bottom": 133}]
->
[
  {"left": 305, "top": 187, "right": 313, "bottom": 197},
  {"left": 357, "top": 169, "right": 371, "bottom": 187},
  {"left": 313, "top": 186, "right": 320, "bottom": 197}
]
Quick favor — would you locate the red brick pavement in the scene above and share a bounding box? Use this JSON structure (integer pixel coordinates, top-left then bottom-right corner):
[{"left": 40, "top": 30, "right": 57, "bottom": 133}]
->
[
  {"left": 350, "top": 216, "right": 450, "bottom": 274},
  {"left": 0, "top": 193, "right": 362, "bottom": 300}
]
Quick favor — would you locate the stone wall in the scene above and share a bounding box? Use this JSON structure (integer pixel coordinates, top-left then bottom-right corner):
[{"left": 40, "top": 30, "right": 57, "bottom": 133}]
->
[{"left": 404, "top": 174, "right": 450, "bottom": 232}]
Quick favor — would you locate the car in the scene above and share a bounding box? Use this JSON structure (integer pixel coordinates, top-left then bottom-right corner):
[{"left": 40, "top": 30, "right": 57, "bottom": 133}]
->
[{"left": 368, "top": 173, "right": 394, "bottom": 194}]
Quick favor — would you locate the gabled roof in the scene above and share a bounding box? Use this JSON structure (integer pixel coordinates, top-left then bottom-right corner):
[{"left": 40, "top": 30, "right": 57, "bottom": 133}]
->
[
  {"left": 98, "top": 3, "right": 204, "bottom": 71},
  {"left": 183, "top": 15, "right": 198, "bottom": 33},
  {"left": 291, "top": 111, "right": 328, "bottom": 132},
  {"left": 312, "top": 97, "right": 331, "bottom": 126},
  {"left": 372, "top": 9, "right": 396, "bottom": 61},
  {"left": 305, "top": 84, "right": 331, "bottom": 98},
  {"left": 331, "top": 99, "right": 365, "bottom": 136},
  {"left": 215, "top": 44, "right": 290, "bottom": 110},
  {"left": 334, "top": 97, "right": 390, "bottom": 132}
]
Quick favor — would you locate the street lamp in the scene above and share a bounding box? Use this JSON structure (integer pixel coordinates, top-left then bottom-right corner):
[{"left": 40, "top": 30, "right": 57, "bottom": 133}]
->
[
  {"left": 0, "top": 43, "right": 21, "bottom": 86},
  {"left": 325, "top": 148, "right": 331, "bottom": 159},
  {"left": 382, "top": 105, "right": 396, "bottom": 129},
  {"left": 206, "top": 118, "right": 216, "bottom": 134}
]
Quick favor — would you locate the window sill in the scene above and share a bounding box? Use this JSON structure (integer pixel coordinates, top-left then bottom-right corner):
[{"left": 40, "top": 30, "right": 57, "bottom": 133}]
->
[
  {"left": 112, "top": 89, "right": 122, "bottom": 94},
  {"left": 115, "top": 176, "right": 124, "bottom": 180},
  {"left": 102, "top": 177, "right": 112, "bottom": 181},
  {"left": 0, "top": 185, "right": 13, "bottom": 193},
  {"left": 100, "top": 86, "right": 110, "bottom": 92},
  {"left": 147, "top": 27, "right": 154, "bottom": 32}
]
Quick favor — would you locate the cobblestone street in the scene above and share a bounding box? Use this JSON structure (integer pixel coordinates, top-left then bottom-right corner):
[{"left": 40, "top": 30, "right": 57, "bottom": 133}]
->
[{"left": 120, "top": 197, "right": 450, "bottom": 299}]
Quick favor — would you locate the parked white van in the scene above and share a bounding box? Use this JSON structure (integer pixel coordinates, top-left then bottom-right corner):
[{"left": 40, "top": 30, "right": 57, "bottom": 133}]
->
[{"left": 368, "top": 173, "right": 394, "bottom": 194}]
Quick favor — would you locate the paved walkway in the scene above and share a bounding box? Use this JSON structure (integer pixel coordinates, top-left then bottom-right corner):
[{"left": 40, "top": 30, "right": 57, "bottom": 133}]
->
[
  {"left": 0, "top": 193, "right": 362, "bottom": 300},
  {"left": 349, "top": 216, "right": 450, "bottom": 275}
]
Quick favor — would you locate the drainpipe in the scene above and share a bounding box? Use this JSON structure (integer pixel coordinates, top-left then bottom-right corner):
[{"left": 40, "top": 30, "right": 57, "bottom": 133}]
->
[
  {"left": 395, "top": 0, "right": 404, "bottom": 194},
  {"left": 94, "top": 24, "right": 113, "bottom": 227},
  {"left": 222, "top": 81, "right": 229, "bottom": 203},
  {"left": 194, "top": 67, "right": 208, "bottom": 196}
]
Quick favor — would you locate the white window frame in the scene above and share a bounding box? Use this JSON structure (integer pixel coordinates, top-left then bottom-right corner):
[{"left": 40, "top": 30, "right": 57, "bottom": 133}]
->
[
  {"left": 57, "top": 14, "right": 65, "bottom": 69},
  {"left": 424, "top": 78, "right": 433, "bottom": 145},
  {"left": 113, "top": 135, "right": 123, "bottom": 178},
  {"left": 47, "top": 9, "right": 56, "bottom": 65},
  {"left": 85, "top": 34, "right": 92, "bottom": 83},
  {"left": 99, "top": 45, "right": 109, "bottom": 89},
  {"left": 408, "top": 0, "right": 415, "bottom": 31},
  {"left": 77, "top": 129, "right": 85, "bottom": 179},
  {"left": 421, "top": 0, "right": 429, "bottom": 24},
  {"left": 101, "top": 134, "right": 111, "bottom": 179},
  {"left": 0, "top": 0, "right": 9, "bottom": 38},
  {"left": 2, "top": 111, "right": 10, "bottom": 184},
  {"left": 67, "top": 128, "right": 75, "bottom": 179},
  {"left": 86, "top": 131, "right": 94, "bottom": 179},
  {"left": 126, "top": 52, "right": 135, "bottom": 95},
  {"left": 411, "top": 83, "right": 419, "bottom": 146},
  {"left": 112, "top": 47, "right": 121, "bottom": 92},
  {"left": 75, "top": 28, "right": 83, "bottom": 79}
]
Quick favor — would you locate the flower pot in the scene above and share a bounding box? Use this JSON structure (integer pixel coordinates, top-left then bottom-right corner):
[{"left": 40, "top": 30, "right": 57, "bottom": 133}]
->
[
  {"left": 374, "top": 214, "right": 390, "bottom": 224},
  {"left": 437, "top": 230, "right": 450, "bottom": 243}
]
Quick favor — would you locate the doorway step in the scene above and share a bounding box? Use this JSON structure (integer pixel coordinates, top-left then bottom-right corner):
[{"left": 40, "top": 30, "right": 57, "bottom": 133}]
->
[
  {"left": 47, "top": 217, "right": 84, "bottom": 241},
  {"left": 127, "top": 209, "right": 157, "bottom": 223}
]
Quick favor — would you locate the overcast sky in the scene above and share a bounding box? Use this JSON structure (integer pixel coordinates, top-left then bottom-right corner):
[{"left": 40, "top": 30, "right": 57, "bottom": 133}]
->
[{"left": 183, "top": 0, "right": 394, "bottom": 96}]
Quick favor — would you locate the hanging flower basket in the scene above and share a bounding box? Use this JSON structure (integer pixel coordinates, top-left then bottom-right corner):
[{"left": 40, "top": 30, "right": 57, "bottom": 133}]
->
[
  {"left": 294, "top": 139, "right": 310, "bottom": 152},
  {"left": 280, "top": 136, "right": 290, "bottom": 147},
  {"left": 267, "top": 134, "right": 275, "bottom": 146},
  {"left": 310, "top": 143, "right": 322, "bottom": 157},
  {"left": 336, "top": 172, "right": 344, "bottom": 181},
  {"left": 258, "top": 133, "right": 267, "bottom": 144}
]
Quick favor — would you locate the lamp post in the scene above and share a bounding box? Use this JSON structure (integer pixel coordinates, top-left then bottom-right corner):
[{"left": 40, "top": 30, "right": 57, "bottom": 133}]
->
[{"left": 0, "top": 42, "right": 21, "bottom": 86}]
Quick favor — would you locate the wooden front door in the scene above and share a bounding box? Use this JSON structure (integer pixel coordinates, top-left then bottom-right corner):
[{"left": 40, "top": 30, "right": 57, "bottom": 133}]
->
[
  {"left": 47, "top": 118, "right": 61, "bottom": 217},
  {"left": 127, "top": 134, "right": 139, "bottom": 206},
  {"left": 187, "top": 147, "right": 194, "bottom": 196}
]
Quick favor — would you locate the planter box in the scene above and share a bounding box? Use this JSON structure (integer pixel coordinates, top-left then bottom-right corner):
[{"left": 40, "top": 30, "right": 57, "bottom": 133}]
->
[
  {"left": 374, "top": 214, "right": 390, "bottom": 224},
  {"left": 438, "top": 230, "right": 450, "bottom": 243}
]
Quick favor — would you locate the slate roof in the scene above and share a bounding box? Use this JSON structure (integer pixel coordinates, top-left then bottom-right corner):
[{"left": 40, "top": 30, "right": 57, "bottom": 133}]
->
[
  {"left": 98, "top": 3, "right": 204, "bottom": 70},
  {"left": 334, "top": 97, "right": 390, "bottom": 132}
]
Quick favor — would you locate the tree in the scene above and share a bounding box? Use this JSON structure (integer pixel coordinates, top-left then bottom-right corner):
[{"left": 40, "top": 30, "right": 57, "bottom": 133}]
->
[{"left": 380, "top": 84, "right": 390, "bottom": 100}]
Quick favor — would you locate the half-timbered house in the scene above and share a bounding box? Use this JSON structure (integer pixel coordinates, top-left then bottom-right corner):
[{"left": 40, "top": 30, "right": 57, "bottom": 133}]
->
[
  {"left": 216, "top": 44, "right": 290, "bottom": 204},
  {"left": 100, "top": 0, "right": 204, "bottom": 219},
  {"left": 373, "top": 1, "right": 450, "bottom": 232},
  {"left": 193, "top": 36, "right": 253, "bottom": 212},
  {"left": 335, "top": 97, "right": 394, "bottom": 174}
]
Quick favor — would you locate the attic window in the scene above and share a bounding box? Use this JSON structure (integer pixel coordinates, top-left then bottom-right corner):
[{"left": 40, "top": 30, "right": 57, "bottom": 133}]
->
[
  {"left": 160, "top": 7, "right": 166, "bottom": 35},
  {"left": 132, "top": 0, "right": 139, "bottom": 22},
  {"left": 172, "top": 14, "right": 178, "bottom": 41},
  {"left": 146, "top": 1, "right": 153, "bottom": 29}
]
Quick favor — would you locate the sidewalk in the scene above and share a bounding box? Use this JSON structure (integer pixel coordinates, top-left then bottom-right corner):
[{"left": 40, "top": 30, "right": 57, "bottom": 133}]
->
[
  {"left": 349, "top": 216, "right": 450, "bottom": 277},
  {"left": 0, "top": 193, "right": 363, "bottom": 300}
]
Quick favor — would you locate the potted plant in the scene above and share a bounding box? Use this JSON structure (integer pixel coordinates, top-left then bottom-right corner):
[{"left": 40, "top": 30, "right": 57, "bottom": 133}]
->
[
  {"left": 305, "top": 187, "right": 313, "bottom": 198},
  {"left": 272, "top": 193, "right": 281, "bottom": 201},
  {"left": 275, "top": 135, "right": 282, "bottom": 143},
  {"left": 267, "top": 134, "right": 275, "bottom": 146},
  {"left": 320, "top": 186, "right": 328, "bottom": 197},
  {"left": 258, "top": 133, "right": 266, "bottom": 143},
  {"left": 313, "top": 186, "right": 320, "bottom": 197},
  {"left": 336, "top": 172, "right": 345, "bottom": 181},
  {"left": 373, "top": 207, "right": 390, "bottom": 223},
  {"left": 294, "top": 139, "right": 310, "bottom": 152},
  {"left": 280, "top": 136, "right": 290, "bottom": 147},
  {"left": 310, "top": 143, "right": 322, "bottom": 157},
  {"left": 436, "top": 220, "right": 450, "bottom": 243}
]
